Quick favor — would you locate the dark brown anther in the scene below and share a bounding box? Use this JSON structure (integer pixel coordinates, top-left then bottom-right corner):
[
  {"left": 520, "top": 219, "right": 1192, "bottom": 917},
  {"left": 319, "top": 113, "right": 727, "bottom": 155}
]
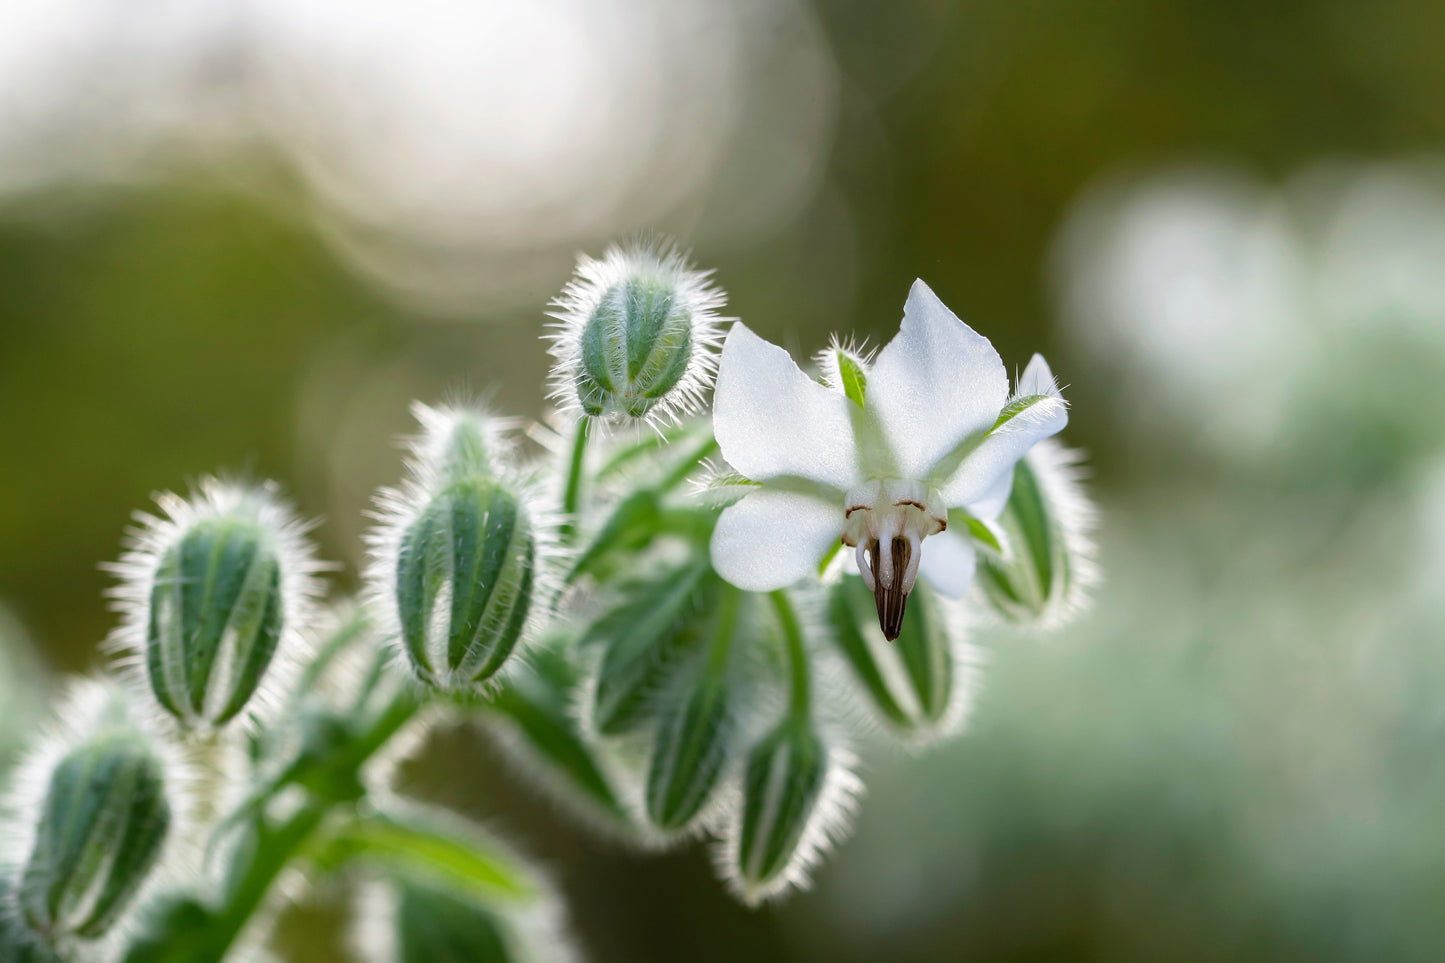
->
[{"left": 869, "top": 536, "right": 912, "bottom": 641}]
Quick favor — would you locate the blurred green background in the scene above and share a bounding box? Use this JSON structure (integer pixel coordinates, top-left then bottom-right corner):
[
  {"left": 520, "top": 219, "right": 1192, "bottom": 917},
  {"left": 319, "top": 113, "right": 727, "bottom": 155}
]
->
[{"left": 4, "top": 0, "right": 1445, "bottom": 959}]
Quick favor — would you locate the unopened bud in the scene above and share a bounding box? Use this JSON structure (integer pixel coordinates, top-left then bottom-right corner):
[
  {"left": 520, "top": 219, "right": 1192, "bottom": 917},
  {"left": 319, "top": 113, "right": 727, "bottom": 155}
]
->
[
  {"left": 828, "top": 575, "right": 972, "bottom": 737},
  {"left": 644, "top": 666, "right": 734, "bottom": 832},
  {"left": 395, "top": 478, "right": 535, "bottom": 689},
  {"left": 6, "top": 683, "right": 175, "bottom": 948},
  {"left": 978, "top": 439, "right": 1098, "bottom": 627},
  {"left": 548, "top": 241, "right": 726, "bottom": 424},
  {"left": 728, "top": 718, "right": 859, "bottom": 904},
  {"left": 370, "top": 404, "right": 545, "bottom": 692},
  {"left": 109, "top": 480, "right": 322, "bottom": 732}
]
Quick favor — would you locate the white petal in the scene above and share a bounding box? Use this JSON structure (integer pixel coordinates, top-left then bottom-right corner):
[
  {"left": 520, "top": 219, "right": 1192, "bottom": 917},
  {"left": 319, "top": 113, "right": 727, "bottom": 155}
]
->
[
  {"left": 713, "top": 323, "right": 860, "bottom": 491},
  {"left": 866, "top": 280, "right": 1008, "bottom": 480},
  {"left": 918, "top": 530, "right": 977, "bottom": 598},
  {"left": 968, "top": 467, "right": 1016, "bottom": 521},
  {"left": 1017, "top": 353, "right": 1061, "bottom": 398},
  {"left": 711, "top": 488, "right": 843, "bottom": 592},
  {"left": 938, "top": 393, "right": 1068, "bottom": 508}
]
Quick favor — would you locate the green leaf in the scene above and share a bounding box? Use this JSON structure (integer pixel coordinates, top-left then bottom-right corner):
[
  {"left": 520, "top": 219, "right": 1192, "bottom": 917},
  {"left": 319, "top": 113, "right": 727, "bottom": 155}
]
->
[
  {"left": 311, "top": 809, "right": 536, "bottom": 905},
  {"left": 566, "top": 488, "right": 662, "bottom": 584}
]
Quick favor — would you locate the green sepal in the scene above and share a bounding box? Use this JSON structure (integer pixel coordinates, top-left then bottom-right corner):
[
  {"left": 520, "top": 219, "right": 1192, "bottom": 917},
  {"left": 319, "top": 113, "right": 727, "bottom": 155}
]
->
[
  {"left": 834, "top": 350, "right": 868, "bottom": 408},
  {"left": 643, "top": 585, "right": 742, "bottom": 830},
  {"left": 578, "top": 274, "right": 693, "bottom": 419},
  {"left": 644, "top": 666, "right": 735, "bottom": 832}
]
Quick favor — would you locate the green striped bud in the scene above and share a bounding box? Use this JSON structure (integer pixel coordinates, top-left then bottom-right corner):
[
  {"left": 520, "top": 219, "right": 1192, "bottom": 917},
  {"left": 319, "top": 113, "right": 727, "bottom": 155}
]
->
[
  {"left": 828, "top": 575, "right": 966, "bottom": 737},
  {"left": 395, "top": 477, "right": 535, "bottom": 690},
  {"left": 576, "top": 274, "right": 694, "bottom": 420},
  {"left": 114, "top": 481, "right": 320, "bottom": 732},
  {"left": 642, "top": 583, "right": 743, "bottom": 831},
  {"left": 548, "top": 242, "right": 725, "bottom": 425},
  {"left": 9, "top": 685, "right": 173, "bottom": 948},
  {"left": 644, "top": 668, "right": 734, "bottom": 832},
  {"left": 148, "top": 515, "right": 280, "bottom": 728},
  {"left": 730, "top": 717, "right": 858, "bottom": 904},
  {"left": 978, "top": 440, "right": 1098, "bottom": 628}
]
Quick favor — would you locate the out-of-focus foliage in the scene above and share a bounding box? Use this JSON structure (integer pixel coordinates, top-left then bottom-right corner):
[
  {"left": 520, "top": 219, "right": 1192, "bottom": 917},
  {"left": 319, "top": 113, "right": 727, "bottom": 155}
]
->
[{"left": 4, "top": 0, "right": 1445, "bottom": 960}]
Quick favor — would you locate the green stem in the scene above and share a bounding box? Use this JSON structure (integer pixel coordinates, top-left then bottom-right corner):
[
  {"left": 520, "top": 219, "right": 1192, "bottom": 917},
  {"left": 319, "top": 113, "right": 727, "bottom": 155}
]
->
[
  {"left": 200, "top": 802, "right": 327, "bottom": 959},
  {"left": 143, "top": 688, "right": 423, "bottom": 963},
  {"left": 769, "top": 590, "right": 811, "bottom": 719},
  {"left": 706, "top": 583, "right": 743, "bottom": 677},
  {"left": 560, "top": 417, "right": 591, "bottom": 545}
]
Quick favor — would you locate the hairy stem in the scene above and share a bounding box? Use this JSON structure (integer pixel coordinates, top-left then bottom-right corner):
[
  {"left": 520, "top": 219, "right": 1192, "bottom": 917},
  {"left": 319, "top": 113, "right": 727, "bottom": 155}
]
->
[
  {"left": 130, "top": 687, "right": 422, "bottom": 963},
  {"left": 769, "top": 590, "right": 811, "bottom": 719},
  {"left": 560, "top": 417, "right": 591, "bottom": 545}
]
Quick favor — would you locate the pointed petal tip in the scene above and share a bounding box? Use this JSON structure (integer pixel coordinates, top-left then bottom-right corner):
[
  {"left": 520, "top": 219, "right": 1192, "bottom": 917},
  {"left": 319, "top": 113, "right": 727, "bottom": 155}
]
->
[{"left": 1019, "top": 353, "right": 1061, "bottom": 398}]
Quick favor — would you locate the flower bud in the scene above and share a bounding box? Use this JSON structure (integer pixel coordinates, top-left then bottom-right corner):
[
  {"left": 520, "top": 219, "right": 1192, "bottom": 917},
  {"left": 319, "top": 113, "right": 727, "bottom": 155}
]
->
[
  {"left": 395, "top": 477, "right": 535, "bottom": 689},
  {"left": 644, "top": 665, "right": 735, "bottom": 832},
  {"left": 547, "top": 241, "right": 726, "bottom": 424},
  {"left": 827, "top": 575, "right": 974, "bottom": 737},
  {"left": 4, "top": 682, "right": 175, "bottom": 948},
  {"left": 108, "top": 479, "right": 322, "bottom": 732},
  {"left": 727, "top": 718, "right": 860, "bottom": 904},
  {"left": 369, "top": 404, "right": 548, "bottom": 693},
  {"left": 978, "top": 439, "right": 1098, "bottom": 627}
]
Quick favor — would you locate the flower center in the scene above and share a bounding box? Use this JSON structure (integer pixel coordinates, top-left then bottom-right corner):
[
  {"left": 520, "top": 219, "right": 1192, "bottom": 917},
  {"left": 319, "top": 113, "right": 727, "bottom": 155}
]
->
[{"left": 842, "top": 480, "right": 947, "bottom": 640}]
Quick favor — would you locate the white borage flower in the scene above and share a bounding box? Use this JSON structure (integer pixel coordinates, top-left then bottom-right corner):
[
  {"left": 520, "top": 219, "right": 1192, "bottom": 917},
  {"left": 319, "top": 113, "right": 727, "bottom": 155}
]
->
[
  {"left": 104, "top": 478, "right": 327, "bottom": 736},
  {"left": 364, "top": 402, "right": 563, "bottom": 694},
  {"left": 0, "top": 678, "right": 192, "bottom": 960},
  {"left": 709, "top": 279, "right": 1069, "bottom": 639},
  {"left": 546, "top": 240, "right": 729, "bottom": 426}
]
